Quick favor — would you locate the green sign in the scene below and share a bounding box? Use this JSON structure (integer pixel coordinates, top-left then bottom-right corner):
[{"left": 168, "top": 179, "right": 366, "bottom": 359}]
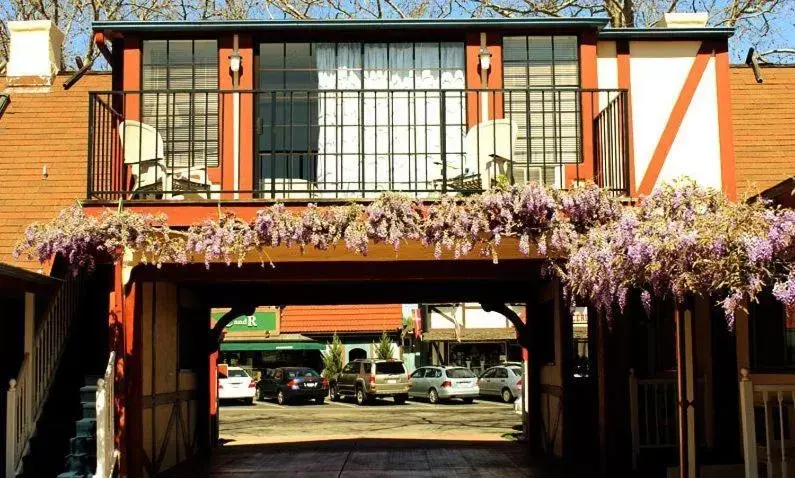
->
[{"left": 212, "top": 311, "right": 277, "bottom": 332}]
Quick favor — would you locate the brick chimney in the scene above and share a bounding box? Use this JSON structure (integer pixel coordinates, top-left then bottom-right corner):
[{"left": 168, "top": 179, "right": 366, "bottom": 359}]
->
[
  {"left": 5, "top": 20, "right": 65, "bottom": 89},
  {"left": 660, "top": 12, "right": 709, "bottom": 28}
]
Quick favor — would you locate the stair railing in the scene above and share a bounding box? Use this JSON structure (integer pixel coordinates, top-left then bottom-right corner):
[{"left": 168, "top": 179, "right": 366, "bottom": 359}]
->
[
  {"left": 95, "top": 351, "right": 118, "bottom": 478},
  {"left": 5, "top": 271, "right": 83, "bottom": 477}
]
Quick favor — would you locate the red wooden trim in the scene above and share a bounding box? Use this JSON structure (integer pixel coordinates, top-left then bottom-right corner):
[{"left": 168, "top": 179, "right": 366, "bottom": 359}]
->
[
  {"left": 616, "top": 40, "right": 636, "bottom": 197},
  {"left": 568, "top": 31, "right": 598, "bottom": 187},
  {"left": 637, "top": 43, "right": 711, "bottom": 196},
  {"left": 465, "top": 32, "right": 503, "bottom": 128},
  {"left": 109, "top": 263, "right": 126, "bottom": 475},
  {"left": 238, "top": 35, "right": 255, "bottom": 199},
  {"left": 713, "top": 42, "right": 737, "bottom": 201},
  {"left": 219, "top": 37, "right": 235, "bottom": 199},
  {"left": 123, "top": 277, "right": 142, "bottom": 477},
  {"left": 122, "top": 37, "right": 140, "bottom": 119}
]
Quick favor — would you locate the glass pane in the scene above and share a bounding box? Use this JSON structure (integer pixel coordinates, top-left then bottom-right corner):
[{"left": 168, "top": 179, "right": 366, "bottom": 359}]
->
[
  {"left": 259, "top": 43, "right": 285, "bottom": 68},
  {"left": 285, "top": 43, "right": 313, "bottom": 68},
  {"left": 169, "top": 40, "right": 193, "bottom": 65},
  {"left": 143, "top": 40, "right": 168, "bottom": 65},
  {"left": 194, "top": 40, "right": 218, "bottom": 64},
  {"left": 375, "top": 362, "right": 405, "bottom": 374}
]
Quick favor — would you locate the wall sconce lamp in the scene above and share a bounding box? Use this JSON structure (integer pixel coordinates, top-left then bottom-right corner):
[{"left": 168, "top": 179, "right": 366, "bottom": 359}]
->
[
  {"left": 229, "top": 50, "right": 243, "bottom": 75},
  {"left": 479, "top": 46, "right": 492, "bottom": 71}
]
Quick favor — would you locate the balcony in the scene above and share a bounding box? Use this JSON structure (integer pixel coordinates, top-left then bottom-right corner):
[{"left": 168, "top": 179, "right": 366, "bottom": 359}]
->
[{"left": 86, "top": 88, "right": 630, "bottom": 202}]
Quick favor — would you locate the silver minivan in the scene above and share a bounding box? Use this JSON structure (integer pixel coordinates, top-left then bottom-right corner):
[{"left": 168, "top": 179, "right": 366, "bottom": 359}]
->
[
  {"left": 478, "top": 365, "right": 523, "bottom": 403},
  {"left": 408, "top": 366, "right": 479, "bottom": 404}
]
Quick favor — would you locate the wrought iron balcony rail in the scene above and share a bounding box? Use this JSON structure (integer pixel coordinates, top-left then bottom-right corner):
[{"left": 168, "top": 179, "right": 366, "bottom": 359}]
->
[{"left": 87, "top": 88, "right": 630, "bottom": 201}]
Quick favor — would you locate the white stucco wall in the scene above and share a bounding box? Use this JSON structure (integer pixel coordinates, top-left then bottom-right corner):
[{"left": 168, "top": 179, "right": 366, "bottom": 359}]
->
[
  {"left": 626, "top": 40, "right": 722, "bottom": 190},
  {"left": 428, "top": 303, "right": 521, "bottom": 330},
  {"left": 596, "top": 41, "right": 618, "bottom": 111}
]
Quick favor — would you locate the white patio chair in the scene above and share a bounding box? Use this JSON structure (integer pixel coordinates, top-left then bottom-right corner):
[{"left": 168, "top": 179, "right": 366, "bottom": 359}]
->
[
  {"left": 119, "top": 120, "right": 217, "bottom": 199},
  {"left": 464, "top": 119, "right": 519, "bottom": 191}
]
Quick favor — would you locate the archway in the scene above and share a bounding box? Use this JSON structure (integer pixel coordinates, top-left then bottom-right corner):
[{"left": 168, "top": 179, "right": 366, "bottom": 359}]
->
[{"left": 348, "top": 347, "right": 367, "bottom": 362}]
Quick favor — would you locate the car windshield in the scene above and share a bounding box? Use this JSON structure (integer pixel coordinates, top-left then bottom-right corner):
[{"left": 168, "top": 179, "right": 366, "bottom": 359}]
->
[
  {"left": 285, "top": 369, "right": 319, "bottom": 379},
  {"left": 375, "top": 362, "right": 405, "bottom": 375},
  {"left": 446, "top": 368, "right": 476, "bottom": 378},
  {"left": 508, "top": 367, "right": 523, "bottom": 376},
  {"left": 227, "top": 369, "right": 249, "bottom": 378}
]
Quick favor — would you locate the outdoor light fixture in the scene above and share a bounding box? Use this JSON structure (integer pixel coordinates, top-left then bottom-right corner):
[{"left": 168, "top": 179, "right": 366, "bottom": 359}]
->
[
  {"left": 229, "top": 50, "right": 242, "bottom": 74},
  {"left": 479, "top": 46, "right": 492, "bottom": 71},
  {"left": 0, "top": 94, "right": 8, "bottom": 119}
]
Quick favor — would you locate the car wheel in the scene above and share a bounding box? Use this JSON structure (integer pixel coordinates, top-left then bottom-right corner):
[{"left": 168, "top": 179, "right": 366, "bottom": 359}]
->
[
  {"left": 428, "top": 388, "right": 439, "bottom": 404},
  {"left": 315, "top": 396, "right": 325, "bottom": 405},
  {"left": 394, "top": 394, "right": 407, "bottom": 405},
  {"left": 356, "top": 387, "right": 368, "bottom": 406},
  {"left": 331, "top": 385, "right": 340, "bottom": 402},
  {"left": 501, "top": 388, "right": 514, "bottom": 403},
  {"left": 277, "top": 390, "right": 287, "bottom": 406},
  {"left": 462, "top": 397, "right": 474, "bottom": 404}
]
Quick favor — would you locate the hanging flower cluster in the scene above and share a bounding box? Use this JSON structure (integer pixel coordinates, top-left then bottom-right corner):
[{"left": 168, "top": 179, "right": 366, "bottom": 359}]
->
[
  {"left": 562, "top": 178, "right": 795, "bottom": 324},
  {"left": 13, "top": 179, "right": 795, "bottom": 322}
]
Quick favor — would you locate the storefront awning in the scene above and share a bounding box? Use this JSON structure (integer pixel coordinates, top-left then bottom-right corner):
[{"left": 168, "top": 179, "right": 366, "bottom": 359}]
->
[{"left": 220, "top": 341, "right": 325, "bottom": 352}]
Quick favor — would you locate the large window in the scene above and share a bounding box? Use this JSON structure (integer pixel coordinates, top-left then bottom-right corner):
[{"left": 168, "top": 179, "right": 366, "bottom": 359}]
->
[
  {"left": 142, "top": 39, "right": 219, "bottom": 168},
  {"left": 503, "top": 36, "right": 580, "bottom": 187},
  {"left": 256, "top": 42, "right": 466, "bottom": 195}
]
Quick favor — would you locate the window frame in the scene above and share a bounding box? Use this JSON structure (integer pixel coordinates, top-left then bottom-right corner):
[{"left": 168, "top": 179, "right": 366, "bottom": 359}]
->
[{"left": 140, "top": 39, "right": 220, "bottom": 169}]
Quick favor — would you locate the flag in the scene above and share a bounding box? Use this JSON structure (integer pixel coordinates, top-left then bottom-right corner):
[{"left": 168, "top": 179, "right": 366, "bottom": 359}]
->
[{"left": 413, "top": 309, "right": 422, "bottom": 339}]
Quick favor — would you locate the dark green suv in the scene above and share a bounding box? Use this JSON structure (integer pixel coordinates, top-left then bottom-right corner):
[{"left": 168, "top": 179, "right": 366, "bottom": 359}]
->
[{"left": 331, "top": 359, "right": 410, "bottom": 406}]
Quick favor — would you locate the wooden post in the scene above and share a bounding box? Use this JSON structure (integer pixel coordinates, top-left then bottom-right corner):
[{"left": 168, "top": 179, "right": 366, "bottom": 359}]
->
[
  {"left": 738, "top": 369, "right": 758, "bottom": 478},
  {"left": 6, "top": 379, "right": 18, "bottom": 477},
  {"left": 675, "top": 303, "right": 698, "bottom": 478},
  {"left": 23, "top": 292, "right": 34, "bottom": 431},
  {"left": 629, "top": 369, "right": 639, "bottom": 470},
  {"left": 596, "top": 309, "right": 609, "bottom": 476}
]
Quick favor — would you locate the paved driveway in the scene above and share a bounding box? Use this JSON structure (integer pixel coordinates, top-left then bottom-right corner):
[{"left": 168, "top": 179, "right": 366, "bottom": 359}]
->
[
  {"left": 218, "top": 395, "right": 522, "bottom": 444},
  {"left": 164, "top": 397, "right": 590, "bottom": 477}
]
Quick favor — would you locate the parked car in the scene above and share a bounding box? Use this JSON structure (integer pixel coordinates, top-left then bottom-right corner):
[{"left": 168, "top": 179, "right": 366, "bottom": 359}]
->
[
  {"left": 218, "top": 366, "right": 256, "bottom": 405},
  {"left": 257, "top": 367, "right": 328, "bottom": 405},
  {"left": 478, "top": 365, "right": 523, "bottom": 403},
  {"left": 331, "top": 359, "right": 409, "bottom": 406},
  {"left": 408, "top": 366, "right": 479, "bottom": 404}
]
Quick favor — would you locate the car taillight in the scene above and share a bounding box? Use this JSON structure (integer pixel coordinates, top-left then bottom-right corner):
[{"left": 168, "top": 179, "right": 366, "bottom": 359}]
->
[
  {"left": 441, "top": 381, "right": 452, "bottom": 388},
  {"left": 248, "top": 382, "right": 256, "bottom": 388},
  {"left": 368, "top": 376, "right": 375, "bottom": 384},
  {"left": 287, "top": 380, "right": 297, "bottom": 389},
  {"left": 517, "top": 378, "right": 523, "bottom": 392}
]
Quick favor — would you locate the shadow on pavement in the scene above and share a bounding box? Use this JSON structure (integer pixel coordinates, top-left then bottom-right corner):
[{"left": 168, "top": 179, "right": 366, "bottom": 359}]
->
[{"left": 161, "top": 437, "right": 597, "bottom": 477}]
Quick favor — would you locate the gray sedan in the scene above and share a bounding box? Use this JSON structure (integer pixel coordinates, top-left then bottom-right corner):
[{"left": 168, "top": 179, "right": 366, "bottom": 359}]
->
[
  {"left": 478, "top": 365, "right": 523, "bottom": 403},
  {"left": 408, "top": 366, "right": 479, "bottom": 404}
]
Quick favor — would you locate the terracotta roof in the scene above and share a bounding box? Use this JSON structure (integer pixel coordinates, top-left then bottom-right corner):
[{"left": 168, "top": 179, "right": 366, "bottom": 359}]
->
[
  {"left": 280, "top": 304, "right": 403, "bottom": 333},
  {"left": 422, "top": 328, "right": 517, "bottom": 342},
  {"left": 0, "top": 73, "right": 112, "bottom": 270},
  {"left": 730, "top": 66, "right": 795, "bottom": 198}
]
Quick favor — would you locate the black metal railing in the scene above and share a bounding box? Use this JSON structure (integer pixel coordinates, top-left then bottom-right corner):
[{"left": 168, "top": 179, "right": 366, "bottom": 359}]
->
[{"left": 87, "top": 88, "right": 630, "bottom": 200}]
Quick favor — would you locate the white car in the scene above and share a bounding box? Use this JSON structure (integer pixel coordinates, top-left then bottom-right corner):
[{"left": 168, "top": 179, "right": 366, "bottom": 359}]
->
[{"left": 218, "top": 366, "right": 256, "bottom": 404}]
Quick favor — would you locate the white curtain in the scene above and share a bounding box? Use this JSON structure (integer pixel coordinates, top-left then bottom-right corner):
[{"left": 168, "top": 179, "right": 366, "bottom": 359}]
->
[{"left": 316, "top": 42, "right": 465, "bottom": 197}]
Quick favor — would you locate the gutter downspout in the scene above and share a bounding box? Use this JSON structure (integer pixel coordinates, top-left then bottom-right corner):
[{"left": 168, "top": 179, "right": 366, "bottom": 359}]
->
[
  {"left": 232, "top": 34, "right": 241, "bottom": 199},
  {"left": 480, "top": 32, "right": 489, "bottom": 124}
]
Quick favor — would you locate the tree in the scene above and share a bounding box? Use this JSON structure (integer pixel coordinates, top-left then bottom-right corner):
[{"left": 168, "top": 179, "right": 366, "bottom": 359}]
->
[
  {"left": 471, "top": 0, "right": 793, "bottom": 51},
  {"left": 2, "top": 0, "right": 792, "bottom": 69},
  {"left": 375, "top": 331, "right": 394, "bottom": 360},
  {"left": 321, "top": 333, "right": 345, "bottom": 379}
]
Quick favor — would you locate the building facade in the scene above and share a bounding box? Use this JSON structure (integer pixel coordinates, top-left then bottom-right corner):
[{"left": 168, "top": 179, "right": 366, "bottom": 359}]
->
[{"left": 5, "top": 14, "right": 782, "bottom": 478}]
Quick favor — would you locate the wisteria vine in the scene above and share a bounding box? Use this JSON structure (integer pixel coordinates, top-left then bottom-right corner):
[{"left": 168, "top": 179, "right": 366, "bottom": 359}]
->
[{"left": 13, "top": 179, "right": 795, "bottom": 323}]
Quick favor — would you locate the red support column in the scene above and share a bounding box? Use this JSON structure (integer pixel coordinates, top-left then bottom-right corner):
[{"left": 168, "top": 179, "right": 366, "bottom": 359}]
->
[{"left": 110, "top": 263, "right": 142, "bottom": 477}]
